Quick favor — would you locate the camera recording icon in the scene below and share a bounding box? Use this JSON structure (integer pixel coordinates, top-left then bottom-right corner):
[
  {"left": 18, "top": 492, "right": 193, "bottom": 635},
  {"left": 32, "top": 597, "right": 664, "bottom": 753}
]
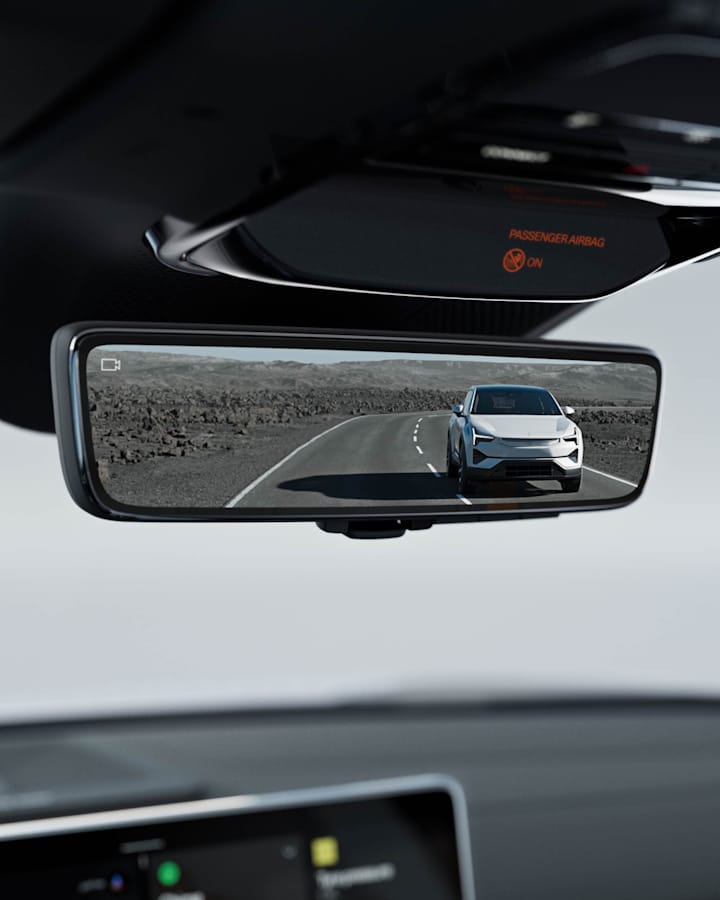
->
[{"left": 100, "top": 358, "right": 121, "bottom": 372}]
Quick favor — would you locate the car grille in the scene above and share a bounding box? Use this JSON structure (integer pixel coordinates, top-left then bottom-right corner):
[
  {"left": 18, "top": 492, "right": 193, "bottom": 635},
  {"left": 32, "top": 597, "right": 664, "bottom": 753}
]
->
[
  {"left": 502, "top": 438, "right": 557, "bottom": 447},
  {"left": 502, "top": 461, "right": 557, "bottom": 479}
]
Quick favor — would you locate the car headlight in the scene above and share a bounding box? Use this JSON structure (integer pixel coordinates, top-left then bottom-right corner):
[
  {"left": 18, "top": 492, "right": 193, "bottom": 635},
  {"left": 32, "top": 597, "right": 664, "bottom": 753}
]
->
[{"left": 472, "top": 430, "right": 494, "bottom": 444}]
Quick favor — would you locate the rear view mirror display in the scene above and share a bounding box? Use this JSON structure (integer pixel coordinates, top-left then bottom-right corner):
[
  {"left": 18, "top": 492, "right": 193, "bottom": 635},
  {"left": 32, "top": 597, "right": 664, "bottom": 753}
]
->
[{"left": 52, "top": 326, "right": 660, "bottom": 527}]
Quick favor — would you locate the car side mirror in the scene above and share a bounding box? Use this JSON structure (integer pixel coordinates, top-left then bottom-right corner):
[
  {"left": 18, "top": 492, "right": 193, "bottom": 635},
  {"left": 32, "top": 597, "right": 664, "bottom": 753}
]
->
[
  {"left": 452, "top": 404, "right": 465, "bottom": 416},
  {"left": 563, "top": 406, "right": 576, "bottom": 417}
]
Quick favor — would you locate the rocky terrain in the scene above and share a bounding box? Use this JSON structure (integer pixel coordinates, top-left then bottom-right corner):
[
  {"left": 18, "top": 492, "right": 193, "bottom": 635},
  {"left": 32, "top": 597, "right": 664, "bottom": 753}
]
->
[
  {"left": 570, "top": 405, "right": 653, "bottom": 481},
  {"left": 87, "top": 382, "right": 654, "bottom": 507}
]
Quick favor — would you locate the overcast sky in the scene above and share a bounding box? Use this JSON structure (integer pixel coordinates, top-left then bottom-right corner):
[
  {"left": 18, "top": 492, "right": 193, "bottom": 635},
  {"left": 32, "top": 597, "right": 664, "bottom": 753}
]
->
[{"left": 0, "top": 259, "right": 718, "bottom": 723}]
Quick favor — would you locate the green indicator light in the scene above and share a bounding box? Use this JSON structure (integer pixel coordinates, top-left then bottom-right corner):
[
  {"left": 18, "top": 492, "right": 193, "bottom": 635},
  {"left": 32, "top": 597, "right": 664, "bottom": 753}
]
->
[{"left": 156, "top": 860, "right": 182, "bottom": 887}]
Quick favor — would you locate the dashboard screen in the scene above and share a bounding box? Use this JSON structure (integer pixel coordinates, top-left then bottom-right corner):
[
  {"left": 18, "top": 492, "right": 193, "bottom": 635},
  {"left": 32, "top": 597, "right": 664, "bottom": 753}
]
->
[{"left": 0, "top": 778, "right": 472, "bottom": 900}]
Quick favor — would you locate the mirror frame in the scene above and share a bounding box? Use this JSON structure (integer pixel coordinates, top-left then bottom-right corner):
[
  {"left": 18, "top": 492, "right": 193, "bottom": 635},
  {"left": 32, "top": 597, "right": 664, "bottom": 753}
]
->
[{"left": 51, "top": 323, "right": 662, "bottom": 537}]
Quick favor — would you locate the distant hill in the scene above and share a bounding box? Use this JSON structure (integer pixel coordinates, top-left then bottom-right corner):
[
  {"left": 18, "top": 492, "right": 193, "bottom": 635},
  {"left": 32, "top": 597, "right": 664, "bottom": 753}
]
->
[{"left": 87, "top": 351, "right": 656, "bottom": 405}]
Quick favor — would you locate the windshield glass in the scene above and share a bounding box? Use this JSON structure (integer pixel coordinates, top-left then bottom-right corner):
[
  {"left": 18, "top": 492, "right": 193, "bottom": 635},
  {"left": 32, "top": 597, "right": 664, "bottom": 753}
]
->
[
  {"left": 0, "top": 260, "right": 718, "bottom": 722},
  {"left": 471, "top": 387, "right": 561, "bottom": 416}
]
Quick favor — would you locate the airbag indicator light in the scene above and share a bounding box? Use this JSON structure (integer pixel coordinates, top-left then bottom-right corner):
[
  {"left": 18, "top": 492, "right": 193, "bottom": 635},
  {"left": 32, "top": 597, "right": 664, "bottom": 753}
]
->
[{"left": 502, "top": 248, "right": 526, "bottom": 272}]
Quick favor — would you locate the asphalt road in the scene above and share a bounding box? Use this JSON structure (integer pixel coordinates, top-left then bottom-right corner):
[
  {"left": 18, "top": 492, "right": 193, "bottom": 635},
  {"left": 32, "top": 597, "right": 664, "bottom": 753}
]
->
[{"left": 226, "top": 412, "right": 636, "bottom": 510}]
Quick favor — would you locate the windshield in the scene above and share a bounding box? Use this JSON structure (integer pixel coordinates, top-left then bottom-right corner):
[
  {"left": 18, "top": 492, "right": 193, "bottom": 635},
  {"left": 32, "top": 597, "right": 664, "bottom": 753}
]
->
[
  {"left": 0, "top": 259, "right": 718, "bottom": 722},
  {"left": 471, "top": 387, "right": 562, "bottom": 416}
]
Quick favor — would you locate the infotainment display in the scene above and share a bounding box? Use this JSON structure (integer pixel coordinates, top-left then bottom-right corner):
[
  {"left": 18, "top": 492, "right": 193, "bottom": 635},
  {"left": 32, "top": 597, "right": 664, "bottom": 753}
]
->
[{"left": 0, "top": 776, "right": 474, "bottom": 900}]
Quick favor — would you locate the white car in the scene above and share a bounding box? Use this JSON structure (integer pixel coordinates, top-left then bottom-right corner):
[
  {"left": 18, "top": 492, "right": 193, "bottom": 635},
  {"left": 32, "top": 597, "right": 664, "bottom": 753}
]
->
[{"left": 446, "top": 385, "right": 583, "bottom": 494}]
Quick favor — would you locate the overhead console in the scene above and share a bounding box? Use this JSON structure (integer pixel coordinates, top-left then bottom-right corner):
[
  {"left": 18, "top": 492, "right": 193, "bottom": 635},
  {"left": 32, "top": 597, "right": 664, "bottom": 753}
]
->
[{"left": 0, "top": 776, "right": 474, "bottom": 900}]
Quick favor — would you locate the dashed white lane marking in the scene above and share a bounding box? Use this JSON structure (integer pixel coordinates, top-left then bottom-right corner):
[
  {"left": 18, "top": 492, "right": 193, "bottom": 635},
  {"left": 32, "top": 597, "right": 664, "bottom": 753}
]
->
[
  {"left": 225, "top": 417, "right": 356, "bottom": 507},
  {"left": 413, "top": 435, "right": 418, "bottom": 442},
  {"left": 418, "top": 417, "right": 423, "bottom": 422},
  {"left": 583, "top": 466, "right": 638, "bottom": 488},
  {"left": 414, "top": 415, "right": 472, "bottom": 504}
]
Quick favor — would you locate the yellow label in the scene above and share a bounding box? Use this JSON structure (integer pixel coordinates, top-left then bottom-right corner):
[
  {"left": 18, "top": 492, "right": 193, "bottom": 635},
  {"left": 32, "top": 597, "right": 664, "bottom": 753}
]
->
[{"left": 311, "top": 836, "right": 340, "bottom": 868}]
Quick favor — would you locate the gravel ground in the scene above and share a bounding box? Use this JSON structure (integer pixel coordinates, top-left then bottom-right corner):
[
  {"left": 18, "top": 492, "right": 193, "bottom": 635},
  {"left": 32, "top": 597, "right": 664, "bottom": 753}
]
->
[
  {"left": 571, "top": 407, "right": 653, "bottom": 484},
  {"left": 88, "top": 386, "right": 654, "bottom": 506},
  {"left": 96, "top": 415, "right": 349, "bottom": 508}
]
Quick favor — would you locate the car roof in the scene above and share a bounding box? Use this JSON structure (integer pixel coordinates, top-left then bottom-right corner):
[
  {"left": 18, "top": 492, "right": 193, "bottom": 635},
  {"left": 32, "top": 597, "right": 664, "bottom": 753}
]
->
[{"left": 470, "top": 385, "right": 554, "bottom": 392}]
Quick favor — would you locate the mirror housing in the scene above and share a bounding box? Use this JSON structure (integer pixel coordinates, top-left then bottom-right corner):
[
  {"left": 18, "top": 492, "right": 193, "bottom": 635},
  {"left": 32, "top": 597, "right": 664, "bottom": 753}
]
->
[
  {"left": 563, "top": 405, "right": 576, "bottom": 417},
  {"left": 51, "top": 323, "right": 661, "bottom": 538},
  {"left": 147, "top": 166, "right": 720, "bottom": 304}
]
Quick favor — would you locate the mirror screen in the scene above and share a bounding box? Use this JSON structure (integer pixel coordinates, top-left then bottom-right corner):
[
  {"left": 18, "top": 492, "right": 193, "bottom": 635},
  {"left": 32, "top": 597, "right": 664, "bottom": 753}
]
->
[{"left": 84, "top": 344, "right": 658, "bottom": 515}]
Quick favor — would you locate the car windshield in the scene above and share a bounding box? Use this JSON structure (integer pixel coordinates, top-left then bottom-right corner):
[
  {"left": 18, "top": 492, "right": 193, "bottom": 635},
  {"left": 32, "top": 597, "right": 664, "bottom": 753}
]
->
[
  {"left": 1, "top": 258, "right": 717, "bottom": 722},
  {"left": 471, "top": 387, "right": 561, "bottom": 416}
]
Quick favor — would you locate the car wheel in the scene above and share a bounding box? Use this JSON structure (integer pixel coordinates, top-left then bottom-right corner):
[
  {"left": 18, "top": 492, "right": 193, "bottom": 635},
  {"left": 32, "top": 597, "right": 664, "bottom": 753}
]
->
[
  {"left": 457, "top": 442, "right": 471, "bottom": 495},
  {"left": 446, "top": 437, "right": 459, "bottom": 476},
  {"left": 561, "top": 475, "right": 582, "bottom": 493}
]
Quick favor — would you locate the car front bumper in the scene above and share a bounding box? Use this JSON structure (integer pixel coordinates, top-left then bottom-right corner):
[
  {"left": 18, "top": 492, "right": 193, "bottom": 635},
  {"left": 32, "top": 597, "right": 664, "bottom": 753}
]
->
[{"left": 467, "top": 452, "right": 582, "bottom": 482}]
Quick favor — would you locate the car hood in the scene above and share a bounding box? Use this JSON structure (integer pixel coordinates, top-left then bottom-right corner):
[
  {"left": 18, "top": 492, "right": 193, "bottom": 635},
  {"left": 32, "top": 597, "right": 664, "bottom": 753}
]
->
[{"left": 469, "top": 414, "right": 573, "bottom": 439}]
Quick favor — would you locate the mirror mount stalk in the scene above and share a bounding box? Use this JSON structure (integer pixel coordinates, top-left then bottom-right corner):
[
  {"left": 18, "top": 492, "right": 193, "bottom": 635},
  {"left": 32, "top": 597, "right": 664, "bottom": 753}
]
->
[{"left": 316, "top": 518, "right": 434, "bottom": 539}]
